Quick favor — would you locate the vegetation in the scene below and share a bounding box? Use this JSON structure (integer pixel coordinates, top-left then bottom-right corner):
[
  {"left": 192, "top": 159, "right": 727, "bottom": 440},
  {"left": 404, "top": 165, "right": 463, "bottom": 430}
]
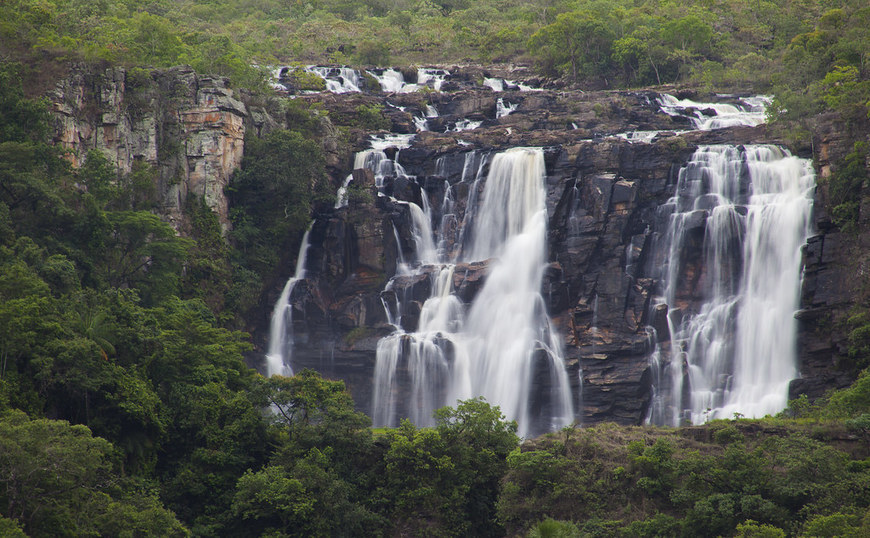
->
[
  {"left": 1, "top": 0, "right": 870, "bottom": 536},
  {"left": 498, "top": 419, "right": 870, "bottom": 537},
  {"left": 0, "top": 0, "right": 862, "bottom": 99}
]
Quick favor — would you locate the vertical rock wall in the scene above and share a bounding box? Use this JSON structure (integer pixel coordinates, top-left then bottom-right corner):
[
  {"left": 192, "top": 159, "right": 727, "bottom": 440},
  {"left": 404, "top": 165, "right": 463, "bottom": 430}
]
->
[{"left": 49, "top": 65, "right": 246, "bottom": 229}]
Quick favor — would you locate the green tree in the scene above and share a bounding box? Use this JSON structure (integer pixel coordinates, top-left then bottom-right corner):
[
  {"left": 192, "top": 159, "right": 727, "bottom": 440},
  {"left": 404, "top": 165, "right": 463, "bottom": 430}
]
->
[
  {"left": 228, "top": 128, "right": 329, "bottom": 277},
  {"left": 528, "top": 11, "right": 615, "bottom": 83},
  {"left": 378, "top": 398, "right": 519, "bottom": 536},
  {"left": 0, "top": 63, "right": 48, "bottom": 144},
  {"left": 97, "top": 211, "right": 192, "bottom": 304},
  {"left": 0, "top": 410, "right": 186, "bottom": 536}
]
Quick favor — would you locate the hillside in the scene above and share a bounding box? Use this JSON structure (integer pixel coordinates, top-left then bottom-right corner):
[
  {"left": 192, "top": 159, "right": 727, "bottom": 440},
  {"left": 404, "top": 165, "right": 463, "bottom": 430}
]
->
[{"left": 0, "top": 0, "right": 869, "bottom": 536}]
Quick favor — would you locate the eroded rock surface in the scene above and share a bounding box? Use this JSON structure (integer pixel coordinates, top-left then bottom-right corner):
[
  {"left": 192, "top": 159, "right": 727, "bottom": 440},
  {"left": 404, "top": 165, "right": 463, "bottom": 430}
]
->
[
  {"left": 50, "top": 65, "right": 246, "bottom": 229},
  {"left": 284, "top": 81, "right": 796, "bottom": 425}
]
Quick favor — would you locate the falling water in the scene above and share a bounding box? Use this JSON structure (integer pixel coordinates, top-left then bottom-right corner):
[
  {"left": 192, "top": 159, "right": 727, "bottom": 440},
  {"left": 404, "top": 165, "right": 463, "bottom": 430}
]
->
[
  {"left": 336, "top": 134, "right": 415, "bottom": 204},
  {"left": 484, "top": 77, "right": 505, "bottom": 92},
  {"left": 452, "top": 119, "right": 483, "bottom": 132},
  {"left": 658, "top": 94, "right": 770, "bottom": 130},
  {"left": 266, "top": 226, "right": 313, "bottom": 377},
  {"left": 647, "top": 145, "right": 815, "bottom": 425},
  {"left": 483, "top": 77, "right": 541, "bottom": 92},
  {"left": 496, "top": 98, "right": 518, "bottom": 119},
  {"left": 417, "top": 68, "right": 449, "bottom": 91},
  {"left": 372, "top": 148, "right": 574, "bottom": 436},
  {"left": 370, "top": 68, "right": 407, "bottom": 93},
  {"left": 305, "top": 66, "right": 362, "bottom": 93}
]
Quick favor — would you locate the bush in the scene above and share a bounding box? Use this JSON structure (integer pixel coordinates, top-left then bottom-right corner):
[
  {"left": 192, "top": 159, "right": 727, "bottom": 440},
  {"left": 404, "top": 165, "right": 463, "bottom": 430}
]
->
[
  {"left": 354, "top": 103, "right": 391, "bottom": 130},
  {"left": 528, "top": 518, "right": 581, "bottom": 538}
]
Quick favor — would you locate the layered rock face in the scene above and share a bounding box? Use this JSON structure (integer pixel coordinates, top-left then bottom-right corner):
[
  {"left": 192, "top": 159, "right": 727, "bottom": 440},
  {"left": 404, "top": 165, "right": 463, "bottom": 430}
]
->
[
  {"left": 48, "top": 64, "right": 861, "bottom": 426},
  {"left": 278, "top": 78, "right": 820, "bottom": 426},
  {"left": 50, "top": 65, "right": 246, "bottom": 229}
]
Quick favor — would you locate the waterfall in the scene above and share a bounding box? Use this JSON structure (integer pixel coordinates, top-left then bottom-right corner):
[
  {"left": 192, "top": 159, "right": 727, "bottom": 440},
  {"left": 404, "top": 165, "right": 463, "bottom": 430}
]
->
[
  {"left": 370, "top": 68, "right": 406, "bottom": 93},
  {"left": 483, "top": 77, "right": 541, "bottom": 92},
  {"left": 496, "top": 98, "right": 518, "bottom": 119},
  {"left": 647, "top": 145, "right": 815, "bottom": 425},
  {"left": 657, "top": 94, "right": 770, "bottom": 130},
  {"left": 413, "top": 105, "right": 438, "bottom": 132},
  {"left": 417, "top": 68, "right": 449, "bottom": 91},
  {"left": 338, "top": 134, "right": 415, "bottom": 199},
  {"left": 372, "top": 148, "right": 574, "bottom": 437},
  {"left": 484, "top": 78, "right": 504, "bottom": 92},
  {"left": 265, "top": 226, "right": 313, "bottom": 377},
  {"left": 306, "top": 66, "right": 362, "bottom": 93},
  {"left": 452, "top": 119, "right": 483, "bottom": 132}
]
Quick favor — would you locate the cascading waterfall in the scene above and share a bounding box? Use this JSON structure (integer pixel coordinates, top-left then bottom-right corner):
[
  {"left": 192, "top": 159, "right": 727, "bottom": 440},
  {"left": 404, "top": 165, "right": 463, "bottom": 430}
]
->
[
  {"left": 413, "top": 105, "right": 439, "bottom": 132},
  {"left": 496, "top": 98, "right": 518, "bottom": 119},
  {"left": 452, "top": 119, "right": 483, "bottom": 132},
  {"left": 483, "top": 77, "right": 541, "bottom": 92},
  {"left": 265, "top": 226, "right": 313, "bottom": 377},
  {"left": 658, "top": 94, "right": 771, "bottom": 130},
  {"left": 484, "top": 77, "right": 505, "bottom": 92},
  {"left": 417, "top": 68, "right": 449, "bottom": 91},
  {"left": 372, "top": 148, "right": 574, "bottom": 437},
  {"left": 336, "top": 134, "right": 416, "bottom": 207},
  {"left": 306, "top": 66, "right": 362, "bottom": 93},
  {"left": 647, "top": 145, "right": 815, "bottom": 425}
]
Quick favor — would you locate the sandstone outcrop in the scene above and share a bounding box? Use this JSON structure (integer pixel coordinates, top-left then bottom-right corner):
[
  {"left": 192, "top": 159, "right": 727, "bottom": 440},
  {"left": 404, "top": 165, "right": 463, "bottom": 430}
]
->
[{"left": 50, "top": 65, "right": 246, "bottom": 229}]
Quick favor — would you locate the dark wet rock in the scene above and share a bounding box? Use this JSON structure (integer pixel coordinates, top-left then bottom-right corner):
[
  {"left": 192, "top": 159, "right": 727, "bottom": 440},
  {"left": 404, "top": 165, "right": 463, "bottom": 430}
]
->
[{"left": 257, "top": 81, "right": 862, "bottom": 424}]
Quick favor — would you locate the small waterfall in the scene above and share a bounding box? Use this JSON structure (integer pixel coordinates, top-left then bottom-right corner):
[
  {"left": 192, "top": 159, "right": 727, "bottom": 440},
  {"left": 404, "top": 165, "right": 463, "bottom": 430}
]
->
[
  {"left": 372, "top": 148, "right": 574, "bottom": 437},
  {"left": 452, "top": 119, "right": 483, "bottom": 132},
  {"left": 483, "top": 77, "right": 540, "bottom": 92},
  {"left": 367, "top": 68, "right": 449, "bottom": 93},
  {"left": 413, "top": 105, "right": 438, "bottom": 132},
  {"left": 496, "top": 98, "right": 518, "bottom": 119},
  {"left": 417, "top": 68, "right": 449, "bottom": 91},
  {"left": 407, "top": 202, "right": 438, "bottom": 264},
  {"left": 484, "top": 77, "right": 505, "bottom": 92},
  {"left": 341, "top": 134, "right": 415, "bottom": 194},
  {"left": 305, "top": 66, "right": 362, "bottom": 93},
  {"left": 647, "top": 145, "right": 815, "bottom": 424},
  {"left": 657, "top": 94, "right": 770, "bottom": 130},
  {"left": 370, "top": 68, "right": 406, "bottom": 93},
  {"left": 266, "top": 226, "right": 313, "bottom": 377},
  {"left": 335, "top": 175, "right": 353, "bottom": 208}
]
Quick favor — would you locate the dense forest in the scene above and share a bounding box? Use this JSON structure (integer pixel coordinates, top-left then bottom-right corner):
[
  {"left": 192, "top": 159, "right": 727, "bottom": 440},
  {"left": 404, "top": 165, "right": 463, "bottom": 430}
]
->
[{"left": 1, "top": 0, "right": 869, "bottom": 536}]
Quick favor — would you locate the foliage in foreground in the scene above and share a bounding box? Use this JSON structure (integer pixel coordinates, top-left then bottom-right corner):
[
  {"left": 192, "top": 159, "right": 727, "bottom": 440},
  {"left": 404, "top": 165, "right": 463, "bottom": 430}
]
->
[{"left": 500, "top": 417, "right": 870, "bottom": 537}]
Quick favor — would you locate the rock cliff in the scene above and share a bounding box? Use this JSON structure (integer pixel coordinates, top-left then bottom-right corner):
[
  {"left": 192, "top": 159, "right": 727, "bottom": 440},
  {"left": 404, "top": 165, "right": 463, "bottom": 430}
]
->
[
  {"left": 278, "top": 78, "right": 831, "bottom": 425},
  {"left": 50, "top": 65, "right": 246, "bottom": 229},
  {"left": 46, "top": 64, "right": 866, "bottom": 426}
]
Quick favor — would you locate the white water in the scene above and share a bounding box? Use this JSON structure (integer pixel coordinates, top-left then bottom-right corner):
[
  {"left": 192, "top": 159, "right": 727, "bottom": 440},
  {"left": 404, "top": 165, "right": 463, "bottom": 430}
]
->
[
  {"left": 452, "top": 119, "right": 483, "bottom": 132},
  {"left": 266, "top": 227, "right": 313, "bottom": 377},
  {"left": 484, "top": 77, "right": 504, "bottom": 92},
  {"left": 496, "top": 98, "right": 518, "bottom": 119},
  {"left": 371, "top": 68, "right": 407, "bottom": 93},
  {"left": 658, "top": 94, "right": 770, "bottom": 130},
  {"left": 367, "top": 67, "right": 450, "bottom": 93},
  {"left": 372, "top": 148, "right": 574, "bottom": 437},
  {"left": 336, "top": 134, "right": 416, "bottom": 207},
  {"left": 417, "top": 68, "right": 449, "bottom": 91},
  {"left": 306, "top": 66, "right": 362, "bottom": 93},
  {"left": 615, "top": 130, "right": 686, "bottom": 143},
  {"left": 483, "top": 77, "right": 542, "bottom": 92},
  {"left": 647, "top": 145, "right": 815, "bottom": 425},
  {"left": 413, "top": 105, "right": 439, "bottom": 132}
]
